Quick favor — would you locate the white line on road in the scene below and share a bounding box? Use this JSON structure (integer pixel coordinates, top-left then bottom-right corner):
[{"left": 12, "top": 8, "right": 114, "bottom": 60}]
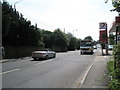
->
[
  {"left": 0, "top": 68, "right": 20, "bottom": 75},
  {"left": 73, "top": 62, "right": 94, "bottom": 88},
  {"left": 80, "top": 63, "right": 94, "bottom": 86}
]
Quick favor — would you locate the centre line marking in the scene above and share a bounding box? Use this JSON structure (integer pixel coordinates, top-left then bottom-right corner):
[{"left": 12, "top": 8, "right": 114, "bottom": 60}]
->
[{"left": 0, "top": 68, "right": 20, "bottom": 75}]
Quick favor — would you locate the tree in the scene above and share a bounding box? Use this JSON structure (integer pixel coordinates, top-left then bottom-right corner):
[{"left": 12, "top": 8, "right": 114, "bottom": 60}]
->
[
  {"left": 84, "top": 36, "right": 93, "bottom": 41},
  {"left": 76, "top": 39, "right": 82, "bottom": 50},
  {"left": 42, "top": 30, "right": 55, "bottom": 48},
  {"left": 54, "top": 28, "right": 69, "bottom": 50},
  {"left": 109, "top": 34, "right": 115, "bottom": 45},
  {"left": 66, "top": 33, "right": 77, "bottom": 50},
  {"left": 68, "top": 37, "right": 77, "bottom": 50},
  {"left": 2, "top": 1, "right": 43, "bottom": 46}
]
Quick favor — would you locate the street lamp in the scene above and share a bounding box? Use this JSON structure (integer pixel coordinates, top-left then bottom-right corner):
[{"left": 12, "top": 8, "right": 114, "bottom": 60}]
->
[
  {"left": 14, "top": 0, "right": 23, "bottom": 9},
  {"left": 73, "top": 29, "right": 78, "bottom": 36},
  {"left": 13, "top": 0, "right": 22, "bottom": 58},
  {"left": 104, "top": 0, "right": 108, "bottom": 3}
]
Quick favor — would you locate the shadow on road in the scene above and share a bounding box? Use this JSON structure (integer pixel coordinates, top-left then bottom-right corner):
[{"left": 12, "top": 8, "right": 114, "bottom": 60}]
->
[
  {"left": 30, "top": 57, "right": 53, "bottom": 62},
  {"left": 80, "top": 53, "right": 94, "bottom": 55}
]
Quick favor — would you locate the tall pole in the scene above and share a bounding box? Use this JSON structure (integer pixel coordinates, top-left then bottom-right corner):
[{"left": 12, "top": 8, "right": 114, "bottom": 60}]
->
[
  {"left": 14, "top": 0, "right": 22, "bottom": 9},
  {"left": 106, "top": 23, "right": 109, "bottom": 55},
  {"left": 14, "top": 0, "right": 22, "bottom": 58},
  {"left": 104, "top": 0, "right": 108, "bottom": 3},
  {"left": 73, "top": 29, "right": 78, "bottom": 36},
  {"left": 116, "top": 26, "right": 118, "bottom": 45}
]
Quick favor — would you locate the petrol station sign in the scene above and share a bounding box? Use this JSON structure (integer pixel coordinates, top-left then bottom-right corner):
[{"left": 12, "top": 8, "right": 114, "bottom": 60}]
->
[
  {"left": 99, "top": 30, "right": 108, "bottom": 43},
  {"left": 116, "top": 16, "right": 120, "bottom": 23},
  {"left": 99, "top": 22, "right": 107, "bottom": 29},
  {"left": 99, "top": 22, "right": 108, "bottom": 43}
]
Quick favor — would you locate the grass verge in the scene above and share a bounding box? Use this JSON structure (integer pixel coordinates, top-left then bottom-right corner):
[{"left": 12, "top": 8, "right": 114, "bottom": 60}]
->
[{"left": 107, "top": 60, "right": 120, "bottom": 90}]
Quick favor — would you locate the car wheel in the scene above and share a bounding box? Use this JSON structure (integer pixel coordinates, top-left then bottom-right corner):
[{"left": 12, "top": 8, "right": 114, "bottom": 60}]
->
[
  {"left": 45, "top": 55, "right": 48, "bottom": 60},
  {"left": 53, "top": 54, "right": 56, "bottom": 58},
  {"left": 91, "top": 51, "right": 94, "bottom": 54},
  {"left": 81, "top": 52, "right": 83, "bottom": 55},
  {"left": 33, "top": 58, "right": 37, "bottom": 60}
]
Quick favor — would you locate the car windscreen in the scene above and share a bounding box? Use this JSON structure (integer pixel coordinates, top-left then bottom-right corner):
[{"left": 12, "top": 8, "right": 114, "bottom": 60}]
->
[{"left": 80, "top": 42, "right": 93, "bottom": 46}]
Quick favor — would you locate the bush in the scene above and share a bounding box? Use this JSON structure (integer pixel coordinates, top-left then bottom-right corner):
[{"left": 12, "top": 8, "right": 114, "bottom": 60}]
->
[
  {"left": 107, "top": 61, "right": 120, "bottom": 90},
  {"left": 113, "top": 42, "right": 120, "bottom": 79},
  {"left": 107, "top": 60, "right": 114, "bottom": 73},
  {"left": 107, "top": 42, "right": 120, "bottom": 90},
  {"left": 109, "top": 78, "right": 120, "bottom": 90}
]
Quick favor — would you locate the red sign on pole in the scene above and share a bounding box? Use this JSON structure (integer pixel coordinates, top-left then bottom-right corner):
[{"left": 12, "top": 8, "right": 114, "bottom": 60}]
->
[
  {"left": 99, "top": 30, "right": 108, "bottom": 43},
  {"left": 116, "top": 16, "right": 120, "bottom": 23}
]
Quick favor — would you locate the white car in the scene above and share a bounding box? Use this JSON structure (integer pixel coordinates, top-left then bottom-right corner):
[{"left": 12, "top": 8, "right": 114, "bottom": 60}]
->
[
  {"left": 108, "top": 45, "right": 113, "bottom": 50},
  {"left": 32, "top": 49, "right": 56, "bottom": 60},
  {"left": 93, "top": 45, "right": 97, "bottom": 49}
]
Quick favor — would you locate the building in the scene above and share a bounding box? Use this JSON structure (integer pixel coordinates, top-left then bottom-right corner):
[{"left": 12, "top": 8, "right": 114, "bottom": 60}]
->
[{"left": 109, "top": 18, "right": 120, "bottom": 44}]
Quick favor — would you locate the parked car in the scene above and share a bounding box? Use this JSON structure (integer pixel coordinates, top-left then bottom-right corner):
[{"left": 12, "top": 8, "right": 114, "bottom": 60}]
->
[
  {"left": 108, "top": 45, "right": 113, "bottom": 50},
  {"left": 32, "top": 49, "right": 56, "bottom": 60}
]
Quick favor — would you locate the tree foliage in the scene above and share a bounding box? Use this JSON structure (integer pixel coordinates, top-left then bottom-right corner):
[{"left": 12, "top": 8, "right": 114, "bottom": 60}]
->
[
  {"left": 84, "top": 36, "right": 93, "bottom": 41},
  {"left": 109, "top": 34, "right": 115, "bottom": 45},
  {"left": 2, "top": 1, "right": 83, "bottom": 52},
  {"left": 54, "top": 28, "right": 69, "bottom": 47},
  {"left": 42, "top": 30, "right": 55, "bottom": 48},
  {"left": 2, "top": 1, "right": 42, "bottom": 46},
  {"left": 66, "top": 33, "right": 77, "bottom": 50}
]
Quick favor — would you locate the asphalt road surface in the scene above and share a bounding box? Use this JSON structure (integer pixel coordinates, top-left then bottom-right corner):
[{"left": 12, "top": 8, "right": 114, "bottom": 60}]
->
[{"left": 2, "top": 50, "right": 98, "bottom": 88}]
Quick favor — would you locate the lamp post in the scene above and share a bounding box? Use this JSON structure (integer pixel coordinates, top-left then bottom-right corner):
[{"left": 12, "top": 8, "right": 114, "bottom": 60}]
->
[
  {"left": 14, "top": 0, "right": 22, "bottom": 58},
  {"left": 104, "top": 0, "right": 108, "bottom": 3},
  {"left": 14, "top": 0, "right": 22, "bottom": 9},
  {"left": 73, "top": 29, "right": 78, "bottom": 36}
]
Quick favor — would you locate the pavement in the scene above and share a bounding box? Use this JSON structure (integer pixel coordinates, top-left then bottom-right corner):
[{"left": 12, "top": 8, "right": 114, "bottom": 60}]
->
[
  {"left": 79, "top": 50, "right": 113, "bottom": 89},
  {"left": 0, "top": 57, "right": 32, "bottom": 63}
]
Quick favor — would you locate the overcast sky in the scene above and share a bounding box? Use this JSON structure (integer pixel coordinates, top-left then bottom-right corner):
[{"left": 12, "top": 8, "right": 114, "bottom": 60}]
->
[{"left": 7, "top": 0, "right": 118, "bottom": 40}]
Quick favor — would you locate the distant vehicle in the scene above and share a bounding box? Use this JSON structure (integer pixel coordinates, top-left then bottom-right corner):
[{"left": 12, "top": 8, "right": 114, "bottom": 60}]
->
[
  {"left": 96, "top": 44, "right": 101, "bottom": 48},
  {"left": 93, "top": 45, "right": 97, "bottom": 49},
  {"left": 108, "top": 45, "right": 113, "bottom": 50},
  {"left": 32, "top": 49, "right": 56, "bottom": 60},
  {"left": 80, "top": 40, "right": 94, "bottom": 54}
]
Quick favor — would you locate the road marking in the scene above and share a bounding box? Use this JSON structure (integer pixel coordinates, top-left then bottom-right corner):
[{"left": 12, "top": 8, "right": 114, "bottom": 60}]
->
[
  {"left": 73, "top": 62, "right": 94, "bottom": 88},
  {"left": 80, "top": 63, "right": 94, "bottom": 86},
  {"left": 0, "top": 68, "right": 20, "bottom": 75}
]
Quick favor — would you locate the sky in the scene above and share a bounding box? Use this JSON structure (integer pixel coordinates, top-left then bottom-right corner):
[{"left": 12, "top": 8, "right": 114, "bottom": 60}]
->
[{"left": 6, "top": 0, "right": 118, "bottom": 40}]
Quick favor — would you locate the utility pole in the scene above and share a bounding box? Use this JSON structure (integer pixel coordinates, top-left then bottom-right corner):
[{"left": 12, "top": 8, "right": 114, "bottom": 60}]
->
[
  {"left": 73, "top": 29, "right": 78, "bottom": 36},
  {"left": 116, "top": 25, "right": 118, "bottom": 45},
  {"left": 14, "top": 0, "right": 22, "bottom": 58},
  {"left": 105, "top": 23, "right": 109, "bottom": 55},
  {"left": 14, "top": 0, "right": 22, "bottom": 9}
]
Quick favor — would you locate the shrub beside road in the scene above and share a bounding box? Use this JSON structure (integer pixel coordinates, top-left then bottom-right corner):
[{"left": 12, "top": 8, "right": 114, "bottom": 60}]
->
[{"left": 107, "top": 42, "right": 120, "bottom": 90}]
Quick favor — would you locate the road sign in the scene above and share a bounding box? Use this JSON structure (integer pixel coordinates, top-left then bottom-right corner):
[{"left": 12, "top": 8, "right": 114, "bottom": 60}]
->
[
  {"left": 99, "top": 30, "right": 108, "bottom": 43},
  {"left": 116, "top": 16, "right": 120, "bottom": 23},
  {"left": 99, "top": 22, "right": 107, "bottom": 29}
]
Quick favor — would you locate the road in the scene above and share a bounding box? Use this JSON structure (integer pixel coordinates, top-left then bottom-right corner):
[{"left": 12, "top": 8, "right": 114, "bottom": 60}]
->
[{"left": 2, "top": 49, "right": 98, "bottom": 88}]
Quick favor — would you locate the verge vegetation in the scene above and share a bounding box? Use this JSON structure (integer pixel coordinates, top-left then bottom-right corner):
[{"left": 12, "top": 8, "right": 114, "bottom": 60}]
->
[{"left": 107, "top": 42, "right": 120, "bottom": 90}]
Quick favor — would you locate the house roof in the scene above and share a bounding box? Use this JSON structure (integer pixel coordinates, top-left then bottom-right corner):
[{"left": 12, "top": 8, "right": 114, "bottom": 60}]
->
[{"left": 109, "top": 21, "right": 116, "bottom": 33}]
